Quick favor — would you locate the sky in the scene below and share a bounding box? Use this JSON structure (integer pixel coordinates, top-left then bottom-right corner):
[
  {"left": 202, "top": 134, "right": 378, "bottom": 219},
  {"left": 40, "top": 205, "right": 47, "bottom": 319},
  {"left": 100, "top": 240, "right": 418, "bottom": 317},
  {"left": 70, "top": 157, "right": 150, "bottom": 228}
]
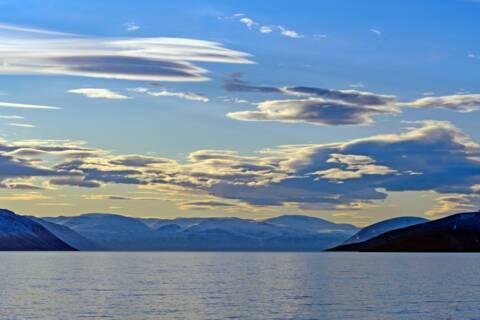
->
[{"left": 1, "top": 0, "right": 480, "bottom": 225}]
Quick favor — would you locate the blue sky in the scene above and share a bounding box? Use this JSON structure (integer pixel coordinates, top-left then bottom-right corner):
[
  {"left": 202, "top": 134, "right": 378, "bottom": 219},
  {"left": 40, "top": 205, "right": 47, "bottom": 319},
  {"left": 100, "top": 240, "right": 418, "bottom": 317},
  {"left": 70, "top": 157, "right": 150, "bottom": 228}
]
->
[{"left": 0, "top": 0, "right": 479, "bottom": 224}]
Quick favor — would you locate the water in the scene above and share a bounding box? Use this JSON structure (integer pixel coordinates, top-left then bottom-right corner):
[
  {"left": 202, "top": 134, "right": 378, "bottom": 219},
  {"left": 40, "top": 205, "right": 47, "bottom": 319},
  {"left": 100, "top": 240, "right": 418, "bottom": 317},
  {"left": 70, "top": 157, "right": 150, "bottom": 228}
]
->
[{"left": 0, "top": 252, "right": 479, "bottom": 320}]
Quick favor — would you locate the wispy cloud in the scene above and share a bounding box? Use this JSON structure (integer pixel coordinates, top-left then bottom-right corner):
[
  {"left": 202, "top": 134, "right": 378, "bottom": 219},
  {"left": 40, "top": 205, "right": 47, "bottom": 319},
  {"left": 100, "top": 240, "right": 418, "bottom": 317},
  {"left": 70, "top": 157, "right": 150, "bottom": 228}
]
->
[
  {"left": 129, "top": 87, "right": 209, "bottom": 102},
  {"left": 68, "top": 88, "right": 131, "bottom": 100},
  {"left": 8, "top": 123, "right": 35, "bottom": 128},
  {"left": 0, "top": 115, "right": 23, "bottom": 119},
  {"left": 124, "top": 22, "right": 140, "bottom": 32},
  {"left": 277, "top": 26, "right": 304, "bottom": 38},
  {"left": 230, "top": 13, "right": 304, "bottom": 39},
  {"left": 370, "top": 28, "right": 382, "bottom": 36},
  {"left": 36, "top": 202, "right": 73, "bottom": 206},
  {"left": 0, "top": 22, "right": 253, "bottom": 82},
  {"left": 0, "top": 101, "right": 60, "bottom": 110},
  {"left": 0, "top": 22, "right": 73, "bottom": 36}
]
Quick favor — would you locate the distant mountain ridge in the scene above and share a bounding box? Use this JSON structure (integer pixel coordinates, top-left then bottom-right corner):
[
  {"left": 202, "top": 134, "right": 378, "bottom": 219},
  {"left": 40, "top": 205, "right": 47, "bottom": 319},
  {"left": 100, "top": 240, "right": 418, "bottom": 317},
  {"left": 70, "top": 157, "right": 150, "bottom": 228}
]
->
[
  {"left": 44, "top": 213, "right": 360, "bottom": 251},
  {"left": 0, "top": 209, "right": 75, "bottom": 251},
  {"left": 329, "top": 211, "right": 480, "bottom": 252},
  {"left": 29, "top": 216, "right": 100, "bottom": 250},
  {"left": 10, "top": 208, "right": 480, "bottom": 252}
]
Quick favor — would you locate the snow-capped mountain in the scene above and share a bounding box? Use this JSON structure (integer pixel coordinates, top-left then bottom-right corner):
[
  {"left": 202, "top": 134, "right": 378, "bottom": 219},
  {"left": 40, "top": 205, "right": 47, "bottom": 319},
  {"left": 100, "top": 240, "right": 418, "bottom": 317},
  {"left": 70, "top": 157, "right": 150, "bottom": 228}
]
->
[
  {"left": 0, "top": 209, "right": 75, "bottom": 251},
  {"left": 44, "top": 214, "right": 360, "bottom": 251}
]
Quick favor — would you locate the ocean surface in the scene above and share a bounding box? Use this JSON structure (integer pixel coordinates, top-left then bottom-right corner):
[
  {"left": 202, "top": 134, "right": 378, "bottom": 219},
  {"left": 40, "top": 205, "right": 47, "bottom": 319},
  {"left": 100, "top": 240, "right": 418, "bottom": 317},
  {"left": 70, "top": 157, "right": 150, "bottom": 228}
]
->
[{"left": 0, "top": 252, "right": 479, "bottom": 320}]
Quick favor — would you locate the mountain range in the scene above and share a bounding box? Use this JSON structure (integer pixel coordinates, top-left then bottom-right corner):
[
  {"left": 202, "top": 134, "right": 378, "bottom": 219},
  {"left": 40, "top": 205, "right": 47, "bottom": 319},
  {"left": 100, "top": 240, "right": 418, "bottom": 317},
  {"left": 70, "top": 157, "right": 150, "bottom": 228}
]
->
[
  {"left": 44, "top": 214, "right": 359, "bottom": 251},
  {"left": 2, "top": 208, "right": 480, "bottom": 252}
]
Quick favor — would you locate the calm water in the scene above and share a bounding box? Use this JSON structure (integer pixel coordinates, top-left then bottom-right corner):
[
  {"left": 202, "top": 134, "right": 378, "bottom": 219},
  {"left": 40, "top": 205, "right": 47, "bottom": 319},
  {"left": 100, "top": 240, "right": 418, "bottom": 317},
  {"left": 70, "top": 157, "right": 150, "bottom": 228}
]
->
[{"left": 0, "top": 252, "right": 479, "bottom": 320}]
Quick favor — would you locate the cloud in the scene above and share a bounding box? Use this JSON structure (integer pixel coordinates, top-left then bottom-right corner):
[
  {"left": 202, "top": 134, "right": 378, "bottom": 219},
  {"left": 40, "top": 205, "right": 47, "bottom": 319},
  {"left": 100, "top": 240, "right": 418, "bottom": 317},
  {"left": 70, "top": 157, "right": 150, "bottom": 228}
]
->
[
  {"left": 230, "top": 14, "right": 303, "bottom": 39},
  {"left": 0, "top": 101, "right": 60, "bottom": 110},
  {"left": 0, "top": 115, "right": 23, "bottom": 119},
  {"left": 277, "top": 26, "right": 303, "bottom": 38},
  {"left": 370, "top": 29, "right": 382, "bottom": 36},
  {"left": 129, "top": 87, "right": 209, "bottom": 102},
  {"left": 0, "top": 192, "right": 50, "bottom": 201},
  {"left": 0, "top": 22, "right": 72, "bottom": 36},
  {"left": 179, "top": 200, "right": 237, "bottom": 210},
  {"left": 260, "top": 26, "right": 273, "bottom": 34},
  {"left": 49, "top": 177, "right": 102, "bottom": 188},
  {"left": 124, "top": 22, "right": 140, "bottom": 32},
  {"left": 223, "top": 73, "right": 396, "bottom": 105},
  {"left": 224, "top": 75, "right": 480, "bottom": 125},
  {"left": 8, "top": 123, "right": 35, "bottom": 128},
  {"left": 239, "top": 17, "right": 257, "bottom": 29},
  {"left": 36, "top": 202, "right": 73, "bottom": 206},
  {"left": 68, "top": 88, "right": 131, "bottom": 100},
  {"left": 0, "top": 23, "right": 253, "bottom": 82},
  {"left": 400, "top": 94, "right": 480, "bottom": 113},
  {"left": 227, "top": 97, "right": 398, "bottom": 125},
  {"left": 81, "top": 194, "right": 159, "bottom": 201},
  {"left": 224, "top": 74, "right": 398, "bottom": 125},
  {"left": 426, "top": 194, "right": 480, "bottom": 217},
  {"left": 312, "top": 154, "right": 396, "bottom": 180},
  {"left": 2, "top": 121, "right": 479, "bottom": 215},
  {"left": 148, "top": 89, "right": 209, "bottom": 102}
]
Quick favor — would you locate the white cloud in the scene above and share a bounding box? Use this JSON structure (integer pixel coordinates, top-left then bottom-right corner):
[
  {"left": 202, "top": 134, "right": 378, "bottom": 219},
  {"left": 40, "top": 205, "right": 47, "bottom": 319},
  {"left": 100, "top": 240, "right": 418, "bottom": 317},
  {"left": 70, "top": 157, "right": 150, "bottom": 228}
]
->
[
  {"left": 124, "top": 22, "right": 140, "bottom": 32},
  {"left": 8, "top": 123, "right": 35, "bottom": 128},
  {"left": 224, "top": 75, "right": 480, "bottom": 125},
  {"left": 370, "top": 28, "right": 382, "bottom": 36},
  {"left": 0, "top": 101, "right": 60, "bottom": 110},
  {"left": 0, "top": 23, "right": 253, "bottom": 82},
  {"left": 400, "top": 94, "right": 480, "bottom": 112},
  {"left": 129, "top": 87, "right": 209, "bottom": 102},
  {"left": 148, "top": 90, "right": 209, "bottom": 102},
  {"left": 277, "top": 26, "right": 304, "bottom": 38},
  {"left": 0, "top": 22, "right": 72, "bottom": 36},
  {"left": 230, "top": 15, "right": 303, "bottom": 39},
  {"left": 260, "top": 26, "right": 273, "bottom": 34},
  {"left": 227, "top": 97, "right": 398, "bottom": 125},
  {"left": 0, "top": 115, "right": 23, "bottom": 119},
  {"left": 68, "top": 88, "right": 131, "bottom": 100},
  {"left": 239, "top": 17, "right": 257, "bottom": 29}
]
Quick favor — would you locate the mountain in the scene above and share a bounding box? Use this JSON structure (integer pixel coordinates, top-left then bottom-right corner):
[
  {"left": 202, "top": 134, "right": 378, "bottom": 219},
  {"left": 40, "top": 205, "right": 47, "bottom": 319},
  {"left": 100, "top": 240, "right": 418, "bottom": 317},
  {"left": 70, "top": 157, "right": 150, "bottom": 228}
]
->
[
  {"left": 44, "top": 213, "right": 154, "bottom": 250},
  {"left": 29, "top": 217, "right": 101, "bottom": 250},
  {"left": 329, "top": 211, "right": 480, "bottom": 252},
  {"left": 45, "top": 214, "right": 359, "bottom": 251},
  {"left": 0, "top": 209, "right": 75, "bottom": 251},
  {"left": 343, "top": 216, "right": 429, "bottom": 244},
  {"left": 264, "top": 215, "right": 358, "bottom": 233}
]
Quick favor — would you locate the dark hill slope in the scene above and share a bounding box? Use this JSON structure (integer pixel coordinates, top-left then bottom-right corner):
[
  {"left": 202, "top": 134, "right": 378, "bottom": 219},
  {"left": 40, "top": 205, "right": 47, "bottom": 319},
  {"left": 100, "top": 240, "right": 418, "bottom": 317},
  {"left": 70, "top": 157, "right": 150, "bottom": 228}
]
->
[
  {"left": 343, "top": 216, "right": 429, "bottom": 244},
  {"left": 329, "top": 212, "right": 480, "bottom": 252}
]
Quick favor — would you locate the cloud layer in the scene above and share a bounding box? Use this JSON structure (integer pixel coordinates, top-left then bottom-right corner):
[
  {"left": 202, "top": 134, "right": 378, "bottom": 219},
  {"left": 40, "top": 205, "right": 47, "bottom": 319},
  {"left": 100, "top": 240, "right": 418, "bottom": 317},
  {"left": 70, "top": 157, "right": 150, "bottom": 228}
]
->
[{"left": 2, "top": 121, "right": 479, "bottom": 214}]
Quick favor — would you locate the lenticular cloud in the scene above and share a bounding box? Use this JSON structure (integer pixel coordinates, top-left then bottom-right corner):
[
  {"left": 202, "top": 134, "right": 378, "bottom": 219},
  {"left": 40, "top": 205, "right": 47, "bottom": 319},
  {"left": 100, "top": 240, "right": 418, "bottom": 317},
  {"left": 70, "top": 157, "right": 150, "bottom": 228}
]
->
[{"left": 0, "top": 23, "right": 253, "bottom": 82}]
